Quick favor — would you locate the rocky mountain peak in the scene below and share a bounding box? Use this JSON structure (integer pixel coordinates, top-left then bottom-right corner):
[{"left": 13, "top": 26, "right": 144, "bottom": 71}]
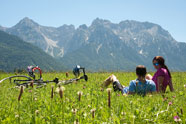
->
[
  {"left": 78, "top": 24, "right": 88, "bottom": 30},
  {"left": 14, "top": 17, "right": 39, "bottom": 28},
  {"left": 57, "top": 24, "right": 75, "bottom": 31},
  {"left": 91, "top": 18, "right": 111, "bottom": 26}
]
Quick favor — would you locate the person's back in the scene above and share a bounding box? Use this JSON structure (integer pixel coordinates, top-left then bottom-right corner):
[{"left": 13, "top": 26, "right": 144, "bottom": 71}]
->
[{"left": 127, "top": 79, "right": 156, "bottom": 95}]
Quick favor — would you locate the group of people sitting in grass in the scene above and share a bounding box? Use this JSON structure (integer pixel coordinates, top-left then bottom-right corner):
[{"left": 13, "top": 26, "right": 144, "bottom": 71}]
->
[{"left": 102, "top": 56, "right": 174, "bottom": 95}]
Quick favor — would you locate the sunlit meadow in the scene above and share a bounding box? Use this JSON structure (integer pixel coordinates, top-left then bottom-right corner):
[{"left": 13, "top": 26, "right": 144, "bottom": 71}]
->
[{"left": 0, "top": 72, "right": 185, "bottom": 123}]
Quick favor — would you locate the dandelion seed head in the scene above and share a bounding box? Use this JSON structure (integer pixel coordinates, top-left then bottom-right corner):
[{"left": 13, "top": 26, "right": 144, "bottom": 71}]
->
[
  {"left": 83, "top": 112, "right": 87, "bottom": 117},
  {"left": 90, "top": 108, "right": 96, "bottom": 112},
  {"left": 121, "top": 112, "right": 126, "bottom": 116},
  {"left": 61, "top": 86, "right": 65, "bottom": 91},
  {"left": 55, "top": 87, "right": 60, "bottom": 93},
  {"left": 16, "top": 85, "right": 25, "bottom": 91},
  {"left": 74, "top": 120, "right": 79, "bottom": 124},
  {"left": 72, "top": 109, "right": 77, "bottom": 114},
  {"left": 77, "top": 91, "right": 83, "bottom": 95},
  {"left": 35, "top": 110, "right": 39, "bottom": 114},
  {"left": 106, "top": 88, "right": 112, "bottom": 92}
]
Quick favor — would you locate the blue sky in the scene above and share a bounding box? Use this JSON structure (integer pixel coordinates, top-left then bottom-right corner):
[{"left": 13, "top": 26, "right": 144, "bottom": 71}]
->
[{"left": 1, "top": 0, "right": 186, "bottom": 42}]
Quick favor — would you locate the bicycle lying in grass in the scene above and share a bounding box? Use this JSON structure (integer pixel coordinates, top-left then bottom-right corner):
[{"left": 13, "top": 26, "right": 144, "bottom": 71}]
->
[{"left": 0, "top": 65, "right": 88, "bottom": 88}]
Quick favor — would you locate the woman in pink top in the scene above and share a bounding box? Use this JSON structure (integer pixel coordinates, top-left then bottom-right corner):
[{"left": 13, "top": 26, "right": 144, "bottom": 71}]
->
[{"left": 146, "top": 56, "right": 174, "bottom": 93}]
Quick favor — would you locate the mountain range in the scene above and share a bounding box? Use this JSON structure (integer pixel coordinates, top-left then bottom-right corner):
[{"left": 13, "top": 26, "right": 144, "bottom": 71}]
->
[{"left": 1, "top": 17, "right": 186, "bottom": 71}]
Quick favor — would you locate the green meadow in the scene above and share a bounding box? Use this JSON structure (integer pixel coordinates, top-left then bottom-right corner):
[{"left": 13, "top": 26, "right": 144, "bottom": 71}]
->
[{"left": 0, "top": 72, "right": 185, "bottom": 124}]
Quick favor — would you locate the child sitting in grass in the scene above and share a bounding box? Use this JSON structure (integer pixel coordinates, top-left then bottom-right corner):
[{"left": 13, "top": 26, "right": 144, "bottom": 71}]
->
[{"left": 102, "top": 65, "right": 156, "bottom": 95}]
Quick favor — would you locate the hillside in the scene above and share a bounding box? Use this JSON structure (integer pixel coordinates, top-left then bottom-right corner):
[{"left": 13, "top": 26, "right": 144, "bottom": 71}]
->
[{"left": 0, "top": 31, "right": 64, "bottom": 72}]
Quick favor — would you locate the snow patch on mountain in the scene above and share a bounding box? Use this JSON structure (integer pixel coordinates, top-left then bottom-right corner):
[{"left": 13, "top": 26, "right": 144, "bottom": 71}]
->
[
  {"left": 138, "top": 49, "right": 148, "bottom": 57},
  {"left": 41, "top": 33, "right": 58, "bottom": 57},
  {"left": 85, "top": 36, "right": 89, "bottom": 44},
  {"left": 85, "top": 36, "right": 89, "bottom": 41},
  {"left": 139, "top": 50, "right": 143, "bottom": 54},
  {"left": 58, "top": 48, "right": 64, "bottom": 57},
  {"left": 96, "top": 44, "right": 102, "bottom": 54},
  {"left": 112, "top": 30, "right": 118, "bottom": 35},
  {"left": 110, "top": 53, "right": 114, "bottom": 57}
]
